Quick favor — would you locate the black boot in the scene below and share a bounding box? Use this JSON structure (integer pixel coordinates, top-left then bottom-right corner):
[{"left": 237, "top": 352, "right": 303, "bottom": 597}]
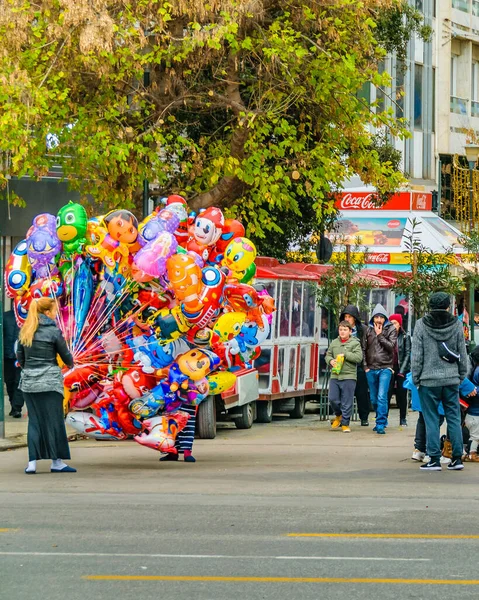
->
[{"left": 159, "top": 453, "right": 179, "bottom": 462}]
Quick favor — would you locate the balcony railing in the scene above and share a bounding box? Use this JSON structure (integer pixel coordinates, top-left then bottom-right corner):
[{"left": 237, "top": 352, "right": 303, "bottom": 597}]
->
[
  {"left": 472, "top": 101, "right": 479, "bottom": 117},
  {"left": 450, "top": 96, "right": 469, "bottom": 115}
]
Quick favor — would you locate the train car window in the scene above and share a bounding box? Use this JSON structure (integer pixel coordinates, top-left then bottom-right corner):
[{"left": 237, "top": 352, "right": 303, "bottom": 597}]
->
[
  {"left": 288, "top": 348, "right": 296, "bottom": 387},
  {"left": 256, "top": 347, "right": 272, "bottom": 391},
  {"left": 301, "top": 284, "right": 316, "bottom": 338},
  {"left": 320, "top": 307, "right": 330, "bottom": 339},
  {"left": 370, "top": 289, "right": 388, "bottom": 314},
  {"left": 291, "top": 281, "right": 303, "bottom": 337},
  {"left": 299, "top": 346, "right": 307, "bottom": 385},
  {"left": 278, "top": 347, "right": 285, "bottom": 388},
  {"left": 279, "top": 280, "right": 292, "bottom": 338}
]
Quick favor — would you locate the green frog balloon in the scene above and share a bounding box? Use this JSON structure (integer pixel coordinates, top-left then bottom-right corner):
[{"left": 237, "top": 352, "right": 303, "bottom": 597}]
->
[{"left": 56, "top": 201, "right": 88, "bottom": 257}]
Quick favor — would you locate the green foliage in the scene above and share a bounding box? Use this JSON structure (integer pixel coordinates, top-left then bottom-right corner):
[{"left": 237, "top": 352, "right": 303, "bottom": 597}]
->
[
  {"left": 315, "top": 239, "right": 374, "bottom": 323},
  {"left": 392, "top": 220, "right": 464, "bottom": 319},
  {"left": 0, "top": 0, "right": 420, "bottom": 239}
]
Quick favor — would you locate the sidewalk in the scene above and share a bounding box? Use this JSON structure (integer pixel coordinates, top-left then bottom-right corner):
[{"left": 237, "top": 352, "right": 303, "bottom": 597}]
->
[
  {"left": 0, "top": 411, "right": 28, "bottom": 451},
  {"left": 0, "top": 398, "right": 76, "bottom": 451}
]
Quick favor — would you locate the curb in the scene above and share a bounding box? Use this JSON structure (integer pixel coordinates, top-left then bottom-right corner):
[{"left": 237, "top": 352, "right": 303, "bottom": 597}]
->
[
  {"left": 0, "top": 433, "right": 83, "bottom": 452},
  {"left": 0, "top": 437, "right": 27, "bottom": 452}
]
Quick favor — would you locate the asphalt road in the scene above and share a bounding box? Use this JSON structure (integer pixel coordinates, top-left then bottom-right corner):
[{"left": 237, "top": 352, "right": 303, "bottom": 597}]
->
[{"left": 1, "top": 411, "right": 479, "bottom": 600}]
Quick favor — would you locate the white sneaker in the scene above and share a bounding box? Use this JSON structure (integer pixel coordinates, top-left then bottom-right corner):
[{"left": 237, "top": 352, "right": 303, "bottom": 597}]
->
[
  {"left": 412, "top": 450, "right": 426, "bottom": 461},
  {"left": 422, "top": 454, "right": 451, "bottom": 465}
]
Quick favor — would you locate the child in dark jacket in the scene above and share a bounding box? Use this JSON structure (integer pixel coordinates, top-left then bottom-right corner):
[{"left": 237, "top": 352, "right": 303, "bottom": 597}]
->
[{"left": 325, "top": 321, "right": 363, "bottom": 433}]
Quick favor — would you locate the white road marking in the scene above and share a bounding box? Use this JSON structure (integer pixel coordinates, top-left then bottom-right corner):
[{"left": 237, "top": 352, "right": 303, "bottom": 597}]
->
[{"left": 0, "top": 551, "right": 429, "bottom": 562}]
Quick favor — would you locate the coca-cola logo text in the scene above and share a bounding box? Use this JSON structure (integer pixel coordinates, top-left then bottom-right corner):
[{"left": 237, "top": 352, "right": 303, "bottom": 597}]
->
[
  {"left": 339, "top": 193, "right": 377, "bottom": 210},
  {"left": 368, "top": 253, "right": 390, "bottom": 264}
]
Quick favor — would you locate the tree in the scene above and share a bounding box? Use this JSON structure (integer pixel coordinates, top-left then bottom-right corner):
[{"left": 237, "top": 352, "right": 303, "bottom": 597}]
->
[
  {"left": 314, "top": 238, "right": 374, "bottom": 336},
  {"left": 392, "top": 221, "right": 464, "bottom": 324},
  {"left": 0, "top": 0, "right": 425, "bottom": 241}
]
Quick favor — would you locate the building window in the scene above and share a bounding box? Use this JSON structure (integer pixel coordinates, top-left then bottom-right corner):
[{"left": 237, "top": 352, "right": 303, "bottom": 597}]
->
[
  {"left": 415, "top": 0, "right": 423, "bottom": 12},
  {"left": 376, "top": 61, "right": 385, "bottom": 114},
  {"left": 452, "top": 0, "right": 470, "bottom": 11},
  {"left": 396, "top": 61, "right": 405, "bottom": 118},
  {"left": 451, "top": 56, "right": 457, "bottom": 96},
  {"left": 414, "top": 64, "right": 423, "bottom": 129},
  {"left": 433, "top": 0, "right": 436, "bottom": 18},
  {"left": 474, "top": 0, "right": 479, "bottom": 17},
  {"left": 432, "top": 68, "right": 436, "bottom": 132},
  {"left": 472, "top": 62, "right": 479, "bottom": 117},
  {"left": 357, "top": 82, "right": 371, "bottom": 106},
  {"left": 473, "top": 62, "right": 479, "bottom": 101}
]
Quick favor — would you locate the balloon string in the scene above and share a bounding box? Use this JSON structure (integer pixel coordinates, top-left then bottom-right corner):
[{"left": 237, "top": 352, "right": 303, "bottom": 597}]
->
[
  {"left": 73, "top": 280, "right": 139, "bottom": 358},
  {"left": 45, "top": 264, "right": 68, "bottom": 343},
  {"left": 75, "top": 286, "right": 131, "bottom": 353},
  {"left": 76, "top": 314, "right": 141, "bottom": 361}
]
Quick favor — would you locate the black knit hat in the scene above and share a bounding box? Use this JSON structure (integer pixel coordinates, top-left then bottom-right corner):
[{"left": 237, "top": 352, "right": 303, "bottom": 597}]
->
[{"left": 429, "top": 292, "right": 450, "bottom": 311}]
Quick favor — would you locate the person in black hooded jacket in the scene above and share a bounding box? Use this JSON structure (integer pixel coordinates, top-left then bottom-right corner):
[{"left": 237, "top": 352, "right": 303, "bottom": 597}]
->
[
  {"left": 411, "top": 292, "right": 467, "bottom": 471},
  {"left": 339, "top": 305, "right": 371, "bottom": 426}
]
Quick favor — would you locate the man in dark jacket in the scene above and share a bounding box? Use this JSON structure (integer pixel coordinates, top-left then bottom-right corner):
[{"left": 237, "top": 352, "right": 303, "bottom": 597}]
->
[
  {"left": 3, "top": 309, "right": 24, "bottom": 418},
  {"left": 388, "top": 313, "right": 411, "bottom": 426},
  {"left": 364, "top": 304, "right": 397, "bottom": 435},
  {"left": 339, "top": 305, "right": 370, "bottom": 426},
  {"left": 412, "top": 292, "right": 467, "bottom": 472}
]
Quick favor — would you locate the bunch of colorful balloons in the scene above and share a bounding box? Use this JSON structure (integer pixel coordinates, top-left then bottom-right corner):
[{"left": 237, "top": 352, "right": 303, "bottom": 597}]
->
[{"left": 4, "top": 196, "right": 275, "bottom": 453}]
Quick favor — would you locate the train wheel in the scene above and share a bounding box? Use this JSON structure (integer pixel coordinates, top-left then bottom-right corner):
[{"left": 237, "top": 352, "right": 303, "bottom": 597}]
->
[
  {"left": 234, "top": 402, "right": 254, "bottom": 429},
  {"left": 289, "top": 397, "right": 305, "bottom": 419},
  {"left": 256, "top": 400, "right": 273, "bottom": 423},
  {"left": 196, "top": 395, "right": 217, "bottom": 439}
]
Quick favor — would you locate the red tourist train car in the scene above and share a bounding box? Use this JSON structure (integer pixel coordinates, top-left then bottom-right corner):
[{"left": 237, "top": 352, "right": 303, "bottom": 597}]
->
[{"left": 196, "top": 258, "right": 397, "bottom": 438}]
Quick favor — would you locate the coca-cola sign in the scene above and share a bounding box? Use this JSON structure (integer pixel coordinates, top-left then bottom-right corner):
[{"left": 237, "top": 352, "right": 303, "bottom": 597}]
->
[
  {"left": 367, "top": 253, "right": 391, "bottom": 264},
  {"left": 336, "top": 190, "right": 432, "bottom": 211},
  {"left": 339, "top": 193, "right": 378, "bottom": 210},
  {"left": 412, "top": 192, "right": 432, "bottom": 211}
]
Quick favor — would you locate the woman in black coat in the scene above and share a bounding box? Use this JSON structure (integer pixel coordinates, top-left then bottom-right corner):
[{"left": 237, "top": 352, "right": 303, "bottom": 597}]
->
[{"left": 17, "top": 297, "right": 76, "bottom": 474}]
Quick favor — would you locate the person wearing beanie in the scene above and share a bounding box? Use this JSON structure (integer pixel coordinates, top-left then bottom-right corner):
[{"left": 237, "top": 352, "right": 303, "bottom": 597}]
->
[
  {"left": 388, "top": 313, "right": 411, "bottom": 426},
  {"left": 325, "top": 320, "right": 363, "bottom": 433},
  {"left": 411, "top": 291, "right": 467, "bottom": 472},
  {"left": 364, "top": 304, "right": 398, "bottom": 435},
  {"left": 339, "top": 305, "right": 370, "bottom": 426}
]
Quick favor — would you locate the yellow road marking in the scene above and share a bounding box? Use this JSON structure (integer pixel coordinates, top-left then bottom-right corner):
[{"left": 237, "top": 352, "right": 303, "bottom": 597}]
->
[
  {"left": 84, "top": 575, "right": 479, "bottom": 585},
  {"left": 0, "top": 529, "right": 18, "bottom": 533},
  {"left": 288, "top": 533, "right": 479, "bottom": 539}
]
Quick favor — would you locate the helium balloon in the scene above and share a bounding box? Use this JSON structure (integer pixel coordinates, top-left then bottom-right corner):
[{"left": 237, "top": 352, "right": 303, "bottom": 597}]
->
[
  {"left": 4, "top": 240, "right": 31, "bottom": 298},
  {"left": 56, "top": 202, "right": 88, "bottom": 256}
]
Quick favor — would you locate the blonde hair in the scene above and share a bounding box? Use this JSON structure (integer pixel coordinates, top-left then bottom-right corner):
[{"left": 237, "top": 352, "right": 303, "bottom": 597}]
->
[{"left": 19, "top": 297, "right": 56, "bottom": 347}]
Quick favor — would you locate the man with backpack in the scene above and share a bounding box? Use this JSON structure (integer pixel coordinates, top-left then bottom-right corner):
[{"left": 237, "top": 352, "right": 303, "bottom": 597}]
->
[{"left": 411, "top": 292, "right": 468, "bottom": 471}]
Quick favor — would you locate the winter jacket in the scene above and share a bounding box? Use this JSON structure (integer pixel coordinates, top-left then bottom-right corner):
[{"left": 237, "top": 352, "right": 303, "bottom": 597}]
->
[
  {"left": 325, "top": 336, "right": 363, "bottom": 381},
  {"left": 397, "top": 329, "right": 411, "bottom": 374},
  {"left": 411, "top": 309, "right": 467, "bottom": 388},
  {"left": 364, "top": 304, "right": 397, "bottom": 371},
  {"left": 3, "top": 310, "right": 19, "bottom": 359},
  {"left": 17, "top": 315, "right": 73, "bottom": 395}
]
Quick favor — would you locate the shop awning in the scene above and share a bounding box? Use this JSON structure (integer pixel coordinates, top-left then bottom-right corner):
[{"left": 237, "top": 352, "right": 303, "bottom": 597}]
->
[{"left": 328, "top": 188, "right": 466, "bottom": 268}]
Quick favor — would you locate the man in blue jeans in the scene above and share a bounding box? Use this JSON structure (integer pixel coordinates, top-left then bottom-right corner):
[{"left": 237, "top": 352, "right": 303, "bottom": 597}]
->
[
  {"left": 411, "top": 292, "right": 467, "bottom": 471},
  {"left": 364, "top": 304, "right": 397, "bottom": 435}
]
